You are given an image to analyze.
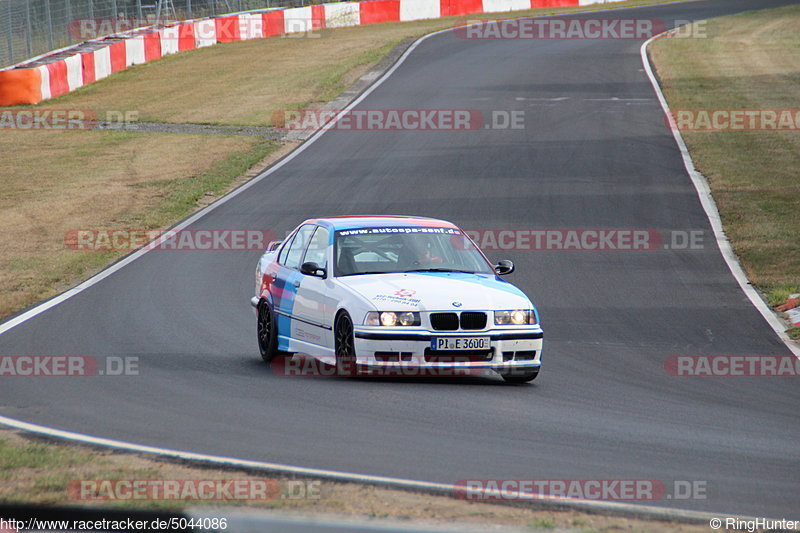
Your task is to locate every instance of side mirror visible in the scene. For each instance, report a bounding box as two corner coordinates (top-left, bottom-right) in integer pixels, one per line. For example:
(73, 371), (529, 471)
(267, 240), (283, 251)
(301, 261), (326, 278)
(494, 259), (514, 276)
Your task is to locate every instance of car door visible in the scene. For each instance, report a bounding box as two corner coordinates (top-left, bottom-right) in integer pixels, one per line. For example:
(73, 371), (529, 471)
(273, 224), (316, 339)
(291, 226), (335, 350)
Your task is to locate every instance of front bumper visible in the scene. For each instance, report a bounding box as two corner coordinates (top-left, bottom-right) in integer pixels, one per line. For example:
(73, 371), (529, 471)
(352, 327), (543, 371)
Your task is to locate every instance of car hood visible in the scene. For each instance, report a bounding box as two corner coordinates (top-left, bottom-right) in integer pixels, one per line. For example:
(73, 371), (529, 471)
(336, 272), (532, 312)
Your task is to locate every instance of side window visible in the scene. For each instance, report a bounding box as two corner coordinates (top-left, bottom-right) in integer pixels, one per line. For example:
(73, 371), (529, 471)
(303, 227), (329, 269)
(277, 231), (296, 266)
(283, 225), (316, 270)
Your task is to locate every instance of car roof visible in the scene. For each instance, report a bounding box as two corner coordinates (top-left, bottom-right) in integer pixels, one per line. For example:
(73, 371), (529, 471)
(304, 215), (460, 231)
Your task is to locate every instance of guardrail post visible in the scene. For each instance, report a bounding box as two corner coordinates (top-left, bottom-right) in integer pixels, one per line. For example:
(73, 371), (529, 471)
(24, 0), (32, 57)
(44, 0), (54, 50)
(65, 0), (73, 47)
(5, 0), (13, 65)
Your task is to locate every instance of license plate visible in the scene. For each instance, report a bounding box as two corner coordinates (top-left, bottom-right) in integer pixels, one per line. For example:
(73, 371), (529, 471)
(431, 336), (490, 351)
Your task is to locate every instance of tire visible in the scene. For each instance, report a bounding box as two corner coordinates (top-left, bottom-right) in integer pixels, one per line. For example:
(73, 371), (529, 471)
(334, 311), (357, 377)
(257, 300), (279, 363)
(500, 369), (539, 384)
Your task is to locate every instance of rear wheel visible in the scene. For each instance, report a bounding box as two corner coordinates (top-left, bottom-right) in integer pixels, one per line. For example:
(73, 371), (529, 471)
(334, 311), (357, 376)
(500, 369), (539, 384)
(257, 300), (278, 363)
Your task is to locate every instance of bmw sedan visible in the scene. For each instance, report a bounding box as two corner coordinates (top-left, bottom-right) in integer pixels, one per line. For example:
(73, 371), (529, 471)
(251, 215), (543, 383)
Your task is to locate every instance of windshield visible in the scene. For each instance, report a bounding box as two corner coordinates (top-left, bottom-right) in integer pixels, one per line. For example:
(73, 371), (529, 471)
(334, 226), (494, 276)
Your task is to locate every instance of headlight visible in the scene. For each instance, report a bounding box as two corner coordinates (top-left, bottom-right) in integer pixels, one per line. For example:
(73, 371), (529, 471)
(495, 309), (536, 325)
(365, 311), (421, 326)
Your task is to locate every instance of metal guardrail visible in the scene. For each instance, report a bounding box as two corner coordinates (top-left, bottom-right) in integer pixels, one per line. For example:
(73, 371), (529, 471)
(0, 0), (330, 69)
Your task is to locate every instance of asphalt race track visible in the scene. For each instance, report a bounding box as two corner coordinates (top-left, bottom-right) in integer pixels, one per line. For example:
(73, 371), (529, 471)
(2, 0), (799, 519)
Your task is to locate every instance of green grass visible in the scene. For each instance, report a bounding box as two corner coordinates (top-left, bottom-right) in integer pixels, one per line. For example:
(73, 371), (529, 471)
(0, 439), (89, 481)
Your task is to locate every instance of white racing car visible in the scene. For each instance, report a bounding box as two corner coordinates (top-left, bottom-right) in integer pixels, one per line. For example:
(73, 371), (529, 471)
(251, 216), (543, 382)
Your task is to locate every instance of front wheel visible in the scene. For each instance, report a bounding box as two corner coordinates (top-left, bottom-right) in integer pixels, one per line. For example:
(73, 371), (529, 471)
(334, 311), (357, 376)
(257, 300), (278, 363)
(500, 369), (539, 384)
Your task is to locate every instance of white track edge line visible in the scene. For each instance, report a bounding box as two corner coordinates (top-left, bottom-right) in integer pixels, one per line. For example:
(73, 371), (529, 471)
(640, 31), (800, 358)
(0, 413), (746, 522)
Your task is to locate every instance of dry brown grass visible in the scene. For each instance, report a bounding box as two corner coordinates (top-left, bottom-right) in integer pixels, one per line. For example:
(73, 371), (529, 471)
(0, 130), (264, 318)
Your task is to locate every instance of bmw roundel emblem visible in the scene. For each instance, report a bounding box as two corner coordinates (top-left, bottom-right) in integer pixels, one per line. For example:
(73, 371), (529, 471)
(452, 301), (462, 307)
